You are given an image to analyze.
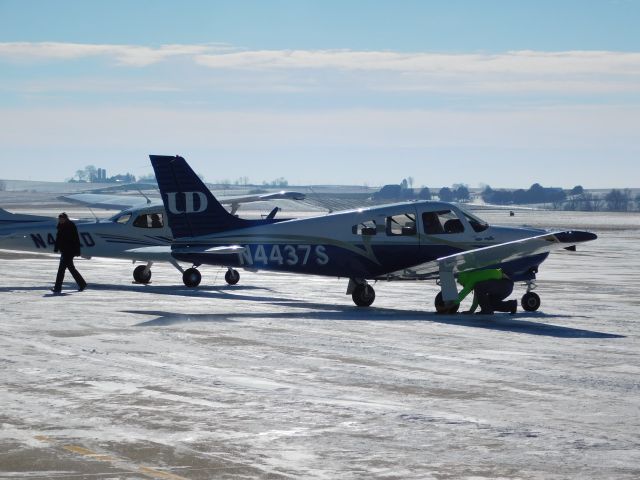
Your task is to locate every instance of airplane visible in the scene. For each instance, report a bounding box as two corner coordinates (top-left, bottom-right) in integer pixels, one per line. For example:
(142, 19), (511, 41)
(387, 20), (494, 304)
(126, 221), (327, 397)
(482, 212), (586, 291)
(0, 189), (305, 287)
(141, 154), (597, 313)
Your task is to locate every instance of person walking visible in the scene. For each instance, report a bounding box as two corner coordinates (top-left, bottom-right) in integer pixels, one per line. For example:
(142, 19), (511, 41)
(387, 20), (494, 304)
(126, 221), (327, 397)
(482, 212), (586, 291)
(51, 213), (87, 293)
(456, 268), (517, 315)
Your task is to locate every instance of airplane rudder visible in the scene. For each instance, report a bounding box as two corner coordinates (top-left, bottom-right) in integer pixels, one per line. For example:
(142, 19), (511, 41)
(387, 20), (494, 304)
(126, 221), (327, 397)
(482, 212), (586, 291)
(150, 154), (242, 237)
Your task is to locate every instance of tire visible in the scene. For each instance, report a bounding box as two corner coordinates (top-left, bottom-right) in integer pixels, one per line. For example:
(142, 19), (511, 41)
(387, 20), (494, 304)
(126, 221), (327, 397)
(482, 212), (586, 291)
(352, 284), (375, 307)
(521, 292), (541, 312)
(183, 268), (202, 288)
(435, 292), (459, 314)
(224, 269), (240, 285)
(133, 265), (151, 284)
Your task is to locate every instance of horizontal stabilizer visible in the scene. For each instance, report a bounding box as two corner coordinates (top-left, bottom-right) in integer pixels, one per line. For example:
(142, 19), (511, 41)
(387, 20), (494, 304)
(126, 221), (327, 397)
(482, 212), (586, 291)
(0, 208), (54, 226)
(126, 244), (245, 259)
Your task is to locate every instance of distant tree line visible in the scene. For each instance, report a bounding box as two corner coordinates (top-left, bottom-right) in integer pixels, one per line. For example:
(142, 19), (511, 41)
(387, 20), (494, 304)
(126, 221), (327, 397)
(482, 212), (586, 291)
(483, 184), (639, 212)
(373, 178), (470, 202)
(373, 179), (638, 212)
(482, 183), (566, 206)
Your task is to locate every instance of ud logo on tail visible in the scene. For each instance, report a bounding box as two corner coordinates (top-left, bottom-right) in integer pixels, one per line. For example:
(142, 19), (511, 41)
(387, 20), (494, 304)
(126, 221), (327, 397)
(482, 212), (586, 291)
(165, 192), (208, 214)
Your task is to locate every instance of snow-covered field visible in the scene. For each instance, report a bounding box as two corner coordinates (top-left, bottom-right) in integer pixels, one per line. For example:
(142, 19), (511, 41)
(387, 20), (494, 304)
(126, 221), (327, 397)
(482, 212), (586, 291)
(1, 208), (639, 479)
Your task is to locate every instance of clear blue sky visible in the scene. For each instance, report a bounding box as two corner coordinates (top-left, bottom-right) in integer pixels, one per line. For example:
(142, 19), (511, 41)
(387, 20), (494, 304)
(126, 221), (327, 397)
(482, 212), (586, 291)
(1, 0), (639, 187)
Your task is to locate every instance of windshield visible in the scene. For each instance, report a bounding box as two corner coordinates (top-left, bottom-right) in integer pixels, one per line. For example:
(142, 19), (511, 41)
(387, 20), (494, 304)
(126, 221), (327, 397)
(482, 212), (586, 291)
(110, 213), (132, 224)
(461, 209), (489, 233)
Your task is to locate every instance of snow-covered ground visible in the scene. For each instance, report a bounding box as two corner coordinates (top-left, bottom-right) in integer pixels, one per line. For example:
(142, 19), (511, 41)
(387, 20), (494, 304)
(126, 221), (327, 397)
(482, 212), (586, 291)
(1, 209), (639, 479)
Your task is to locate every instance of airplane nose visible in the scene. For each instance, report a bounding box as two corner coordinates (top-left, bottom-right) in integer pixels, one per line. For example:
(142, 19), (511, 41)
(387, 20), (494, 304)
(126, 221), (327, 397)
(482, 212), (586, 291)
(555, 230), (598, 243)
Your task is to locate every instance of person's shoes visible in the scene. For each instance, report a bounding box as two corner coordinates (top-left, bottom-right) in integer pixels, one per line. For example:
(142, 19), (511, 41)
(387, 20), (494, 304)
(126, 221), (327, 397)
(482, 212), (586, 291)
(477, 310), (494, 315)
(508, 300), (518, 314)
(78, 284), (87, 292)
(51, 288), (62, 294)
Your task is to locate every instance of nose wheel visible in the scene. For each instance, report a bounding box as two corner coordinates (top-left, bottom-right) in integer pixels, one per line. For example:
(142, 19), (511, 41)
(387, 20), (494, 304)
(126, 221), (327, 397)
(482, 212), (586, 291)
(352, 283), (376, 307)
(521, 292), (541, 311)
(133, 264), (152, 284)
(183, 267), (202, 287)
(224, 268), (240, 285)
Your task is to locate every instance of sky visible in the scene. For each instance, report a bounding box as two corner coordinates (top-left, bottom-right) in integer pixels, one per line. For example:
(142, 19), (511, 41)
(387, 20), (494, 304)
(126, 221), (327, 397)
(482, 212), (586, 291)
(0, 0), (639, 188)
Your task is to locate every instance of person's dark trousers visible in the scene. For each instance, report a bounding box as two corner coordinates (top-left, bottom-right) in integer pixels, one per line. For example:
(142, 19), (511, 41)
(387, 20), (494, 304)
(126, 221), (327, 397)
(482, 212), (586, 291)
(54, 254), (86, 291)
(475, 278), (514, 313)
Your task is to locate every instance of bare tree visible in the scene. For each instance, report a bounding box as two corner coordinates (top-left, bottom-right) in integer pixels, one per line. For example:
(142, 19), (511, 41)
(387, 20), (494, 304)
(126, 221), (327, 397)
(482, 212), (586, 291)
(605, 189), (632, 211)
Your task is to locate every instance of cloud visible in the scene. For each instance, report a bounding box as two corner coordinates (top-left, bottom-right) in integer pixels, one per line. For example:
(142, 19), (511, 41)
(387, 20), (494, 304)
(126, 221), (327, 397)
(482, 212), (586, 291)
(2, 42), (639, 74)
(195, 49), (640, 75)
(0, 42), (227, 66)
(193, 49), (640, 94)
(1, 43), (639, 95)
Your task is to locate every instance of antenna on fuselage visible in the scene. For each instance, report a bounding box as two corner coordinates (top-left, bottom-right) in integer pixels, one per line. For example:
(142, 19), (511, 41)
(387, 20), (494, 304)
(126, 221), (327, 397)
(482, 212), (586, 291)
(134, 187), (152, 205)
(87, 207), (99, 223)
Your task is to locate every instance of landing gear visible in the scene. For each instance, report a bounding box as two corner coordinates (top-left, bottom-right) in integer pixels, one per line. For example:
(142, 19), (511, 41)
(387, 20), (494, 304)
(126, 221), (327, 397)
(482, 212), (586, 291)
(133, 263), (152, 284)
(521, 292), (541, 311)
(352, 283), (376, 307)
(434, 292), (459, 314)
(183, 267), (202, 287)
(521, 280), (541, 311)
(224, 268), (240, 285)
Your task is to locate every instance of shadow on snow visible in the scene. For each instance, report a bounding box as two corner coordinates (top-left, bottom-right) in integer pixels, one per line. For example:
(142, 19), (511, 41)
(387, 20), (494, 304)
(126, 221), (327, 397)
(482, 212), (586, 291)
(2, 283), (622, 339)
(126, 301), (624, 339)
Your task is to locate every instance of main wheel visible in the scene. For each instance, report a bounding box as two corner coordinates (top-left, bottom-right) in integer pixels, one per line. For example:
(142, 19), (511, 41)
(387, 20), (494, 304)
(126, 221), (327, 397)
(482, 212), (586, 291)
(224, 268), (240, 285)
(352, 284), (375, 307)
(183, 268), (202, 288)
(133, 265), (151, 284)
(435, 292), (459, 314)
(521, 292), (541, 311)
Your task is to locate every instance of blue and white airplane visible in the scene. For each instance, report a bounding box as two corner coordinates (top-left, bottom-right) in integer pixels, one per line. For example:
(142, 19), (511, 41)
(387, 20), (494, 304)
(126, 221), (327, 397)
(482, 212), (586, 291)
(0, 189), (304, 286)
(141, 155), (597, 312)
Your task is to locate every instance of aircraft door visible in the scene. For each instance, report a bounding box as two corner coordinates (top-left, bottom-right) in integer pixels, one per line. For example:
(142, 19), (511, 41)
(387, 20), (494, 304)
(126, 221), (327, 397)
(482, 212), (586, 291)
(380, 207), (420, 271)
(419, 208), (474, 259)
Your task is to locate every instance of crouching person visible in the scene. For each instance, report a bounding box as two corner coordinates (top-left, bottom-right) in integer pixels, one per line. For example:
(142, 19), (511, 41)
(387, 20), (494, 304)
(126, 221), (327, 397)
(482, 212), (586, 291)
(456, 268), (517, 315)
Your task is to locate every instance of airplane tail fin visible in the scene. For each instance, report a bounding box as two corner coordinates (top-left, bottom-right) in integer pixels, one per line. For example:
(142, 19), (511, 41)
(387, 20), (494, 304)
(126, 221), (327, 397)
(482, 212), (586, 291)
(149, 155), (252, 238)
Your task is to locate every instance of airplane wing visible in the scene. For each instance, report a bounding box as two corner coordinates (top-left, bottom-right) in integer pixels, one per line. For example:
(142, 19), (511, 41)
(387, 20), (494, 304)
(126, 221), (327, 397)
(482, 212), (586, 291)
(61, 191), (306, 212)
(59, 193), (154, 210)
(220, 191), (306, 203)
(382, 230), (597, 281)
(221, 191), (306, 214)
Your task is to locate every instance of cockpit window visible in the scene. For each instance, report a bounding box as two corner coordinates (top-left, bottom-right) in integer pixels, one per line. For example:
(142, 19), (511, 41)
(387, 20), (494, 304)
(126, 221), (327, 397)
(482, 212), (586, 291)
(422, 210), (464, 234)
(352, 219), (377, 236)
(133, 213), (164, 228)
(114, 213), (131, 224)
(463, 212), (489, 233)
(386, 213), (417, 236)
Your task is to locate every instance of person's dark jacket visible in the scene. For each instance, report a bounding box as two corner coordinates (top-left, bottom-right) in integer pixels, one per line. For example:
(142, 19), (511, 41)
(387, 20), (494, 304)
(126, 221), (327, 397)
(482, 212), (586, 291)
(54, 221), (82, 257)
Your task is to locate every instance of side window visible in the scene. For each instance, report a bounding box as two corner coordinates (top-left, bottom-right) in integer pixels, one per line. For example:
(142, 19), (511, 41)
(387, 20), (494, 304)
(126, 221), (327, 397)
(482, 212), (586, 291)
(114, 213), (131, 224)
(133, 213), (164, 229)
(422, 210), (464, 234)
(352, 220), (377, 236)
(133, 215), (148, 228)
(149, 213), (164, 228)
(386, 213), (417, 236)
